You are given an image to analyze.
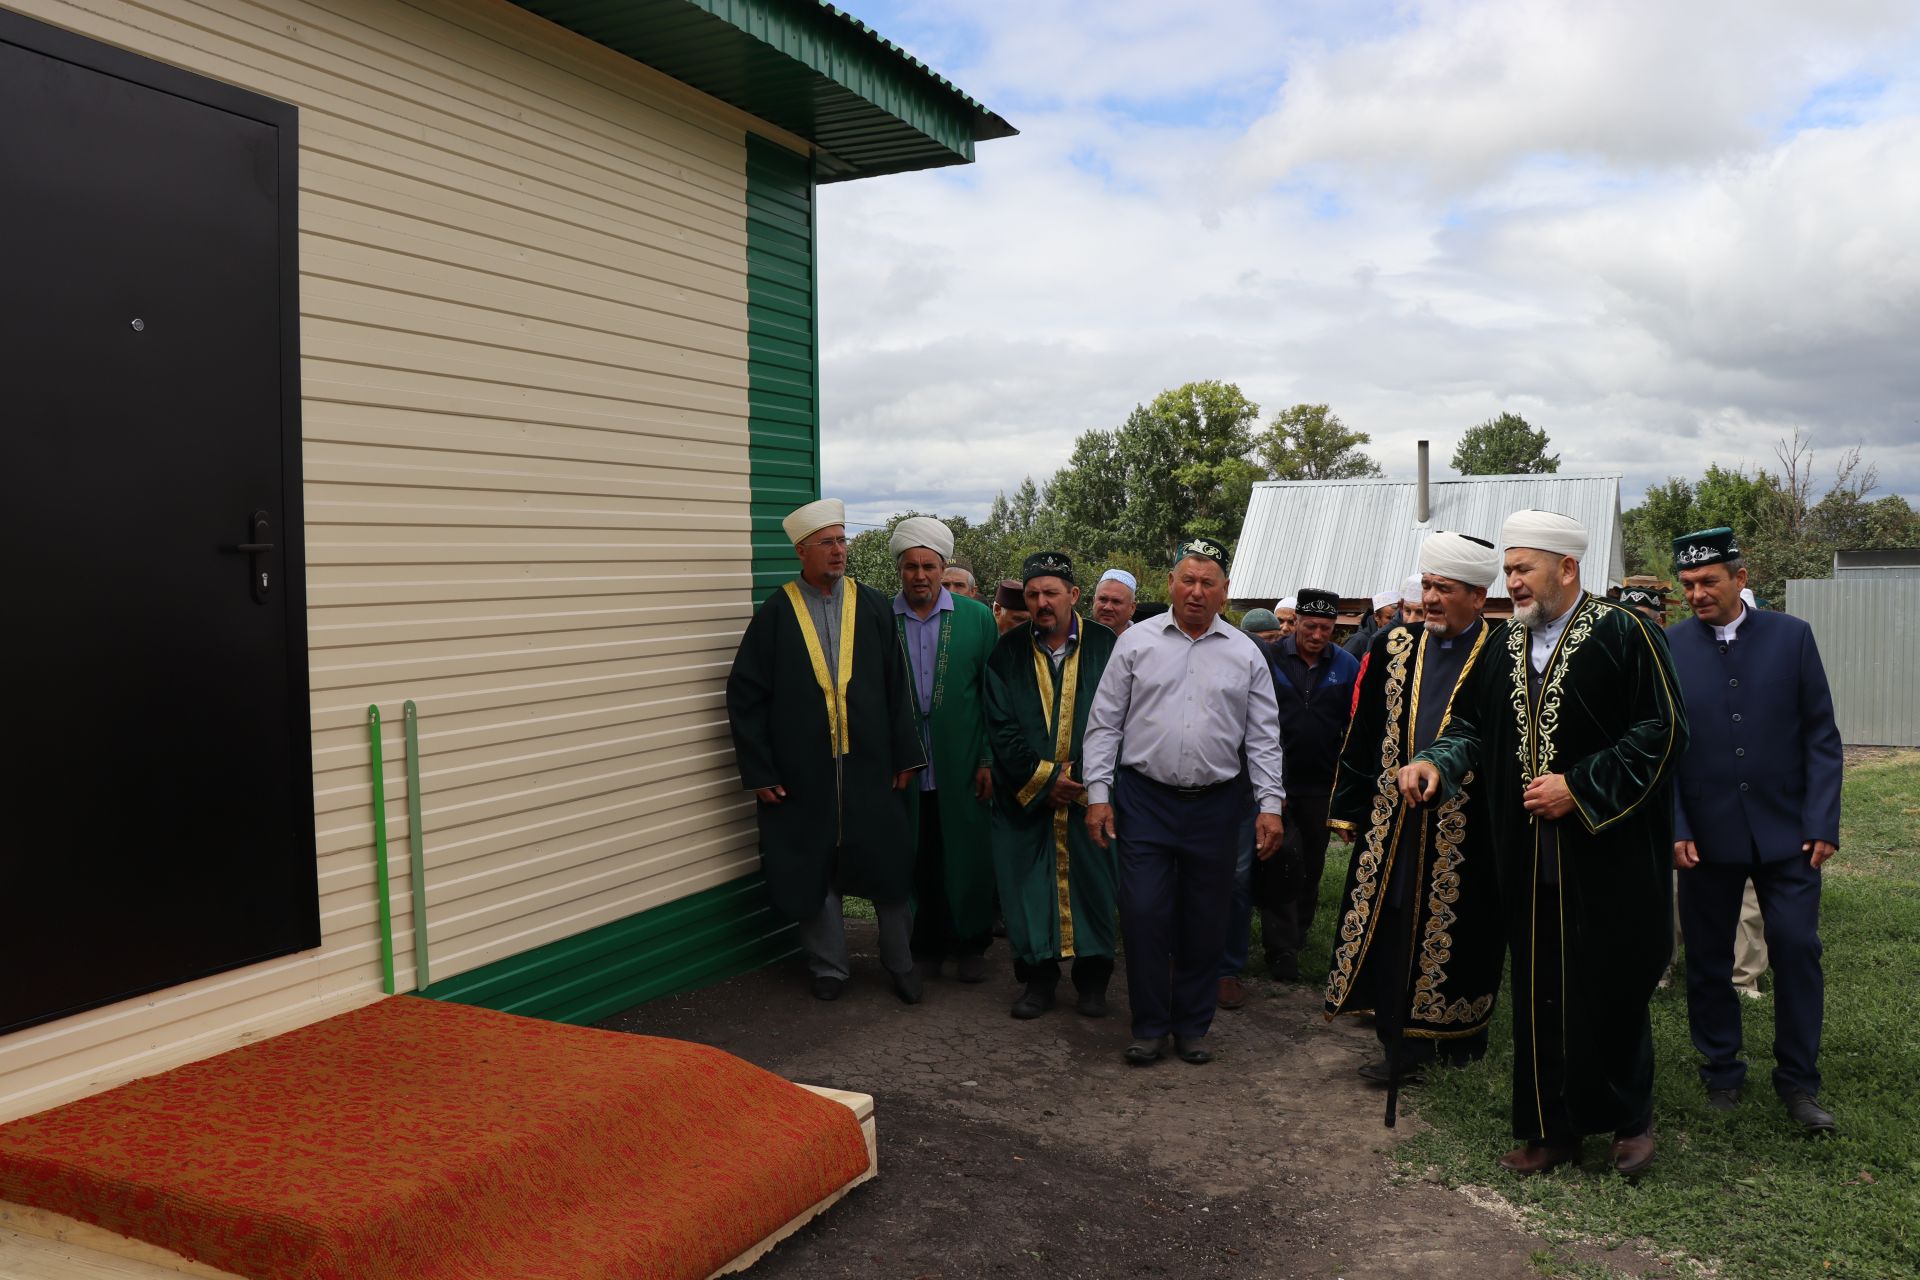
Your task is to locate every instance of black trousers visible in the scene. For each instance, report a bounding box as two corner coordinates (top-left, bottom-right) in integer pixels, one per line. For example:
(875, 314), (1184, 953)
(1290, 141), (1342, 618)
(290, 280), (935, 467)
(1368, 886), (1489, 1066)
(1115, 768), (1249, 1040)
(910, 792), (991, 962)
(1263, 786), (1332, 962)
(1679, 846), (1824, 1097)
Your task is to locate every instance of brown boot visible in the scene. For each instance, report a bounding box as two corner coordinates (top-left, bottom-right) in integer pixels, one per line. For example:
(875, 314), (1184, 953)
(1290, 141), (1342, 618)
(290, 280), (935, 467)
(1217, 975), (1245, 1010)
(1610, 1131), (1656, 1176)
(1497, 1140), (1580, 1176)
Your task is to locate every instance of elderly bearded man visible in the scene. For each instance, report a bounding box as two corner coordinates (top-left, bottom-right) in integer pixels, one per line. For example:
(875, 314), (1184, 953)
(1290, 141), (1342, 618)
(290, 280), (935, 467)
(1091, 568), (1138, 637)
(984, 553), (1121, 1020)
(1326, 536), (1506, 1089)
(1401, 510), (1686, 1176)
(892, 518), (1002, 985)
(726, 499), (926, 1004)
(1275, 597), (1298, 638)
(1668, 527), (1842, 1134)
(1085, 537), (1286, 1066)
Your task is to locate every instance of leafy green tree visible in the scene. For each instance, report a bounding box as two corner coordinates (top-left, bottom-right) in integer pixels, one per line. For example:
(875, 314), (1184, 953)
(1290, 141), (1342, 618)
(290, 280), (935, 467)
(1047, 430), (1128, 558)
(1110, 380), (1263, 557)
(1621, 477), (1695, 577)
(1254, 404), (1383, 480)
(1450, 412), (1560, 475)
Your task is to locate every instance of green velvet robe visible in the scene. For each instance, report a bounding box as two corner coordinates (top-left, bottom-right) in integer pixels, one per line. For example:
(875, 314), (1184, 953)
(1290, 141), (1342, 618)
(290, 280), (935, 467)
(1415, 593), (1687, 1140)
(1325, 619), (1506, 1041)
(726, 577), (925, 923)
(983, 617), (1119, 965)
(897, 593), (1000, 939)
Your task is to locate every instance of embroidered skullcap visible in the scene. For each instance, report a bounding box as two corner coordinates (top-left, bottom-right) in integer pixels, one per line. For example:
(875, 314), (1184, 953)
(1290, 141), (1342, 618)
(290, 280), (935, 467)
(1672, 526), (1741, 571)
(1173, 535), (1230, 575)
(1620, 585), (1666, 611)
(1277, 596), (1298, 612)
(1296, 588), (1339, 618)
(994, 579), (1026, 612)
(888, 515), (954, 562)
(1098, 568), (1138, 592)
(1240, 608), (1281, 633)
(1022, 551), (1075, 584)
(1418, 530), (1500, 589)
(782, 498), (846, 545)
(1501, 509), (1588, 561)
(1370, 589), (1399, 612)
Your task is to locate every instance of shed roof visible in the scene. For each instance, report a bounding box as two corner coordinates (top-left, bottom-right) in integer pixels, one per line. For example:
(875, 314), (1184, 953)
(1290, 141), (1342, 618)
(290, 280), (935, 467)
(1233, 473), (1626, 602)
(509, 0), (1015, 179)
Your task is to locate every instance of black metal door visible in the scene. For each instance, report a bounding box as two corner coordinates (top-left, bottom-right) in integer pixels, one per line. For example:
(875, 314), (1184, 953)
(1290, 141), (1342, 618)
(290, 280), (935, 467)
(0, 11), (316, 1035)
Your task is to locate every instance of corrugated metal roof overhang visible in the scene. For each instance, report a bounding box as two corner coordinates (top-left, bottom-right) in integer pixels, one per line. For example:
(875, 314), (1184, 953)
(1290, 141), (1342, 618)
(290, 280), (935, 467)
(507, 0), (1016, 180)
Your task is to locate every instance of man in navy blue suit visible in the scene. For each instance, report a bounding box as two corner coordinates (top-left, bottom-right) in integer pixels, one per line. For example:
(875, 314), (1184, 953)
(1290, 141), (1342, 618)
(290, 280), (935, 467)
(1669, 527), (1843, 1134)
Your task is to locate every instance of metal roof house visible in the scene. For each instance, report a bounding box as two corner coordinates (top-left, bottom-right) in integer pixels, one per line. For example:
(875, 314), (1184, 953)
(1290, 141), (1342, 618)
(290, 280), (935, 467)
(1, 0), (1008, 1125)
(1232, 451), (1625, 609)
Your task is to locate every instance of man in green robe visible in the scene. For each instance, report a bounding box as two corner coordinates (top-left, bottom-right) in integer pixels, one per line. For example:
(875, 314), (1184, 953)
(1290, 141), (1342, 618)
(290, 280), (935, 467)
(984, 552), (1120, 1020)
(1401, 510), (1687, 1178)
(726, 498), (926, 1004)
(1325, 537), (1507, 1097)
(887, 517), (1000, 983)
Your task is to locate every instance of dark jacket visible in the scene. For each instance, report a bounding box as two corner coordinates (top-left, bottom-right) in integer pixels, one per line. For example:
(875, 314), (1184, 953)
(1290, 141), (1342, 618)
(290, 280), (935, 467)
(1263, 635), (1361, 789)
(1668, 608), (1843, 861)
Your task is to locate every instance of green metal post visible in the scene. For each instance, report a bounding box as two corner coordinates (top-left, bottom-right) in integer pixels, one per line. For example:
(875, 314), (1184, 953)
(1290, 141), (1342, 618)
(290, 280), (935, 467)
(403, 700), (429, 990)
(367, 704), (395, 995)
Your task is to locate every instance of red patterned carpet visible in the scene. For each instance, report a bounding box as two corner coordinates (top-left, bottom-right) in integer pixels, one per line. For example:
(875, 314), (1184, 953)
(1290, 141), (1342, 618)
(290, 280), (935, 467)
(0, 996), (870, 1279)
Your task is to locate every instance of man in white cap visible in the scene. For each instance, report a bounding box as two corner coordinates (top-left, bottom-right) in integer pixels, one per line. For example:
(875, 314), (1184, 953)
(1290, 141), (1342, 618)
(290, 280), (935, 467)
(1325, 534), (1507, 1106)
(1398, 573), (1426, 628)
(726, 498), (927, 1004)
(1274, 597), (1298, 638)
(1090, 568), (1138, 636)
(1344, 588), (1403, 657)
(889, 516), (1001, 984)
(1400, 510), (1686, 1177)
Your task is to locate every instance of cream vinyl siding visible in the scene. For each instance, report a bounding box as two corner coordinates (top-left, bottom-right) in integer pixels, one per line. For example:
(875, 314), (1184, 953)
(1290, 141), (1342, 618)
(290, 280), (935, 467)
(0, 0), (778, 1122)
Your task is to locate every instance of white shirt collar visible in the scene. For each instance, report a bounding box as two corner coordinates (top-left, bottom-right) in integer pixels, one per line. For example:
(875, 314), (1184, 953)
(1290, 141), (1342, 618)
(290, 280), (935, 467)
(1713, 604), (1748, 644)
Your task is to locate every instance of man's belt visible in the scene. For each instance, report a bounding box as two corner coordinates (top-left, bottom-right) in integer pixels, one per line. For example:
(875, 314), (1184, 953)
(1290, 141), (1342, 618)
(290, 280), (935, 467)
(1124, 766), (1239, 798)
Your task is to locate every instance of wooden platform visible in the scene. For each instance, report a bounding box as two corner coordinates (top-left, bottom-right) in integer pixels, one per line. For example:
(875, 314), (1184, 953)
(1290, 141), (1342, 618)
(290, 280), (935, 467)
(0, 1085), (874, 1280)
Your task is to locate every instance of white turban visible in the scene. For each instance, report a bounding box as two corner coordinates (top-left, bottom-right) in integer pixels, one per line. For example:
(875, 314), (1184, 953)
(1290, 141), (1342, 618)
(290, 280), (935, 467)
(1400, 573), (1423, 605)
(782, 498), (846, 545)
(888, 515), (954, 562)
(1740, 587), (1756, 608)
(1501, 509), (1588, 561)
(1277, 596), (1297, 611)
(1371, 589), (1399, 612)
(1419, 531), (1501, 589)
(1098, 568), (1137, 591)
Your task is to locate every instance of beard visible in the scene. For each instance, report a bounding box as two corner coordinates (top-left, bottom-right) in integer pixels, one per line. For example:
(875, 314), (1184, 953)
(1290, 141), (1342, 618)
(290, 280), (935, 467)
(1514, 581), (1568, 630)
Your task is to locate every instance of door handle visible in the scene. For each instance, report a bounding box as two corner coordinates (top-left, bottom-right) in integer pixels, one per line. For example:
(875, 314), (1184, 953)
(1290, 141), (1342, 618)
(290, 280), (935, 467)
(229, 511), (273, 603)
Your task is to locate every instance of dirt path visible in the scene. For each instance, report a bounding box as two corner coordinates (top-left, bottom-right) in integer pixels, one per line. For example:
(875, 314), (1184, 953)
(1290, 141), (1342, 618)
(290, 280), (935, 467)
(602, 923), (1659, 1279)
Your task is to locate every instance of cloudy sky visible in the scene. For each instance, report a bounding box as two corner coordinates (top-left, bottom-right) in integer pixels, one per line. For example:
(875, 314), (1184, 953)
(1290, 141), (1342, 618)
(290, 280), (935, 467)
(813, 0), (1920, 531)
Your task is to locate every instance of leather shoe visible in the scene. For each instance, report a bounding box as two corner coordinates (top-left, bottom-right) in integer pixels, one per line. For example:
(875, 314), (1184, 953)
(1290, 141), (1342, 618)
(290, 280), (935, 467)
(810, 976), (845, 1002)
(1706, 1086), (1742, 1112)
(1357, 1058), (1427, 1086)
(1781, 1090), (1837, 1135)
(1267, 952), (1300, 982)
(890, 968), (924, 1005)
(1074, 986), (1109, 1018)
(1498, 1141), (1580, 1176)
(1010, 982), (1056, 1020)
(955, 954), (988, 983)
(1124, 1036), (1169, 1066)
(1610, 1131), (1656, 1177)
(1216, 975), (1245, 1010)
(1174, 1035), (1213, 1065)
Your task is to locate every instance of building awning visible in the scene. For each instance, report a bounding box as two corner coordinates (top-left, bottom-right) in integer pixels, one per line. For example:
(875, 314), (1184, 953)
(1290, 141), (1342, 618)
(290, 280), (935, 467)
(509, 0), (1016, 180)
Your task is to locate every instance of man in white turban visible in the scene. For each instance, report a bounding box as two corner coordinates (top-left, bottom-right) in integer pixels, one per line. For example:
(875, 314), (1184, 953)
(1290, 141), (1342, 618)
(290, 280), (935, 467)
(1090, 568), (1138, 636)
(1400, 511), (1687, 1177)
(1325, 532), (1506, 1108)
(888, 516), (1001, 984)
(1274, 596), (1298, 638)
(727, 499), (926, 1005)
(1343, 588), (1405, 657)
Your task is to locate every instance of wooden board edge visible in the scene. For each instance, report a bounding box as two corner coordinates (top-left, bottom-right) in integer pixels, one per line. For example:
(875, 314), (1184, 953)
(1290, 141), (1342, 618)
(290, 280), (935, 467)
(710, 1088), (878, 1278)
(0, 1204), (243, 1279)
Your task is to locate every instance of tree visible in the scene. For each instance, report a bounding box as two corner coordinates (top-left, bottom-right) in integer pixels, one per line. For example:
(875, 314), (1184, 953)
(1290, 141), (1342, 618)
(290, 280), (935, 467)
(1254, 404), (1383, 480)
(1450, 413), (1560, 475)
(1107, 380), (1263, 558)
(1620, 476), (1694, 577)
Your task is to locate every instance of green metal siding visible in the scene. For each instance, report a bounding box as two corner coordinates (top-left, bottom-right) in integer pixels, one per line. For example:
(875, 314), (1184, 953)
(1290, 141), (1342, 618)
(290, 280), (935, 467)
(507, 0), (1013, 179)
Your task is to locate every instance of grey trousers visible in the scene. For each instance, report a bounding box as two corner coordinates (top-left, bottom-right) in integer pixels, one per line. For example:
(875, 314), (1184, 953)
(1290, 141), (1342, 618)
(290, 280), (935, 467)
(799, 891), (913, 979)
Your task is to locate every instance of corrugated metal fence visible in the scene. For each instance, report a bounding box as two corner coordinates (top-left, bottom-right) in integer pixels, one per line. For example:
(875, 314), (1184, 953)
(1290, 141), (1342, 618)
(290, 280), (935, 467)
(1786, 578), (1920, 746)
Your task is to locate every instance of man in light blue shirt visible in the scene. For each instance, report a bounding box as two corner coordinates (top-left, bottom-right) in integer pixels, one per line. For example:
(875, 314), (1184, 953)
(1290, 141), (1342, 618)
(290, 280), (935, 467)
(1084, 536), (1286, 1066)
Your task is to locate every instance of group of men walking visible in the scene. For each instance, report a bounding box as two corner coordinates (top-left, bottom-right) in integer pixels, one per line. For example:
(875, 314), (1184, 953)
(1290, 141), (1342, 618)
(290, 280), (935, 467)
(726, 496), (1843, 1176)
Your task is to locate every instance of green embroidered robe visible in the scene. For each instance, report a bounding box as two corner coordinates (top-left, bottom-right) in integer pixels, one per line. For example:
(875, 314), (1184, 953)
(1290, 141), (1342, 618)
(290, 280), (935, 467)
(726, 577), (925, 922)
(1324, 619), (1506, 1041)
(983, 617), (1119, 965)
(1415, 593), (1687, 1139)
(898, 592), (1000, 939)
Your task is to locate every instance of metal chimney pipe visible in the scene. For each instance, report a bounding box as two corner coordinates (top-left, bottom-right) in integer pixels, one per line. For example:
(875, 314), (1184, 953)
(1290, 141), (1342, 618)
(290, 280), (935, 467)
(1417, 440), (1430, 523)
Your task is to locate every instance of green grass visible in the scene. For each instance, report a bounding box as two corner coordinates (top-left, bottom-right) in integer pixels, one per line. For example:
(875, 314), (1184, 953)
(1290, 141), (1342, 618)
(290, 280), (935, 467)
(1381, 751), (1920, 1279)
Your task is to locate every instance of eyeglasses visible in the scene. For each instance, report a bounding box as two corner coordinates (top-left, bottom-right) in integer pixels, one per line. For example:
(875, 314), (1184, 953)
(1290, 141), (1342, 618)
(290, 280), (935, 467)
(805, 536), (850, 549)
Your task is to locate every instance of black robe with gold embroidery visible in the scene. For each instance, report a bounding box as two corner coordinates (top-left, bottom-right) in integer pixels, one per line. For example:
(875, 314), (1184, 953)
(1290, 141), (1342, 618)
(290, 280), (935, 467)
(1416, 593), (1687, 1141)
(726, 578), (924, 922)
(1325, 620), (1507, 1043)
